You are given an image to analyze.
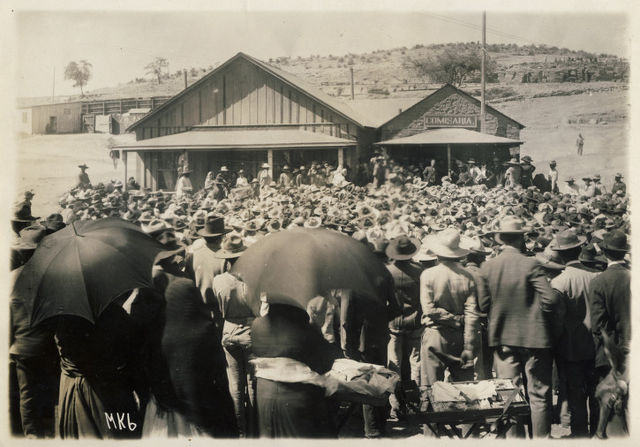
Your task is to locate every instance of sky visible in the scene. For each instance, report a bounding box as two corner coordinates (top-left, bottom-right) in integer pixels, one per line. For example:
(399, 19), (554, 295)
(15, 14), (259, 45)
(8, 2), (633, 98)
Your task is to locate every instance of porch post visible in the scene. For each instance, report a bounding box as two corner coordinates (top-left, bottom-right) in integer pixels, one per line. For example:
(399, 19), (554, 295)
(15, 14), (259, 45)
(267, 149), (274, 179)
(123, 151), (128, 190)
(447, 144), (452, 177)
(338, 147), (344, 168)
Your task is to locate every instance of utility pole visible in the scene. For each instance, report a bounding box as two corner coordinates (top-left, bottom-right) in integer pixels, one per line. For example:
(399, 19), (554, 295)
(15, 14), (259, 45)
(350, 67), (355, 100)
(480, 10), (486, 133)
(51, 67), (55, 103)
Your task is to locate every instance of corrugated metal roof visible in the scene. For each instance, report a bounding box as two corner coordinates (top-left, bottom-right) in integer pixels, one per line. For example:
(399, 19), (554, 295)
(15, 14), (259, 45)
(376, 128), (523, 145)
(348, 96), (428, 128)
(116, 128), (357, 151)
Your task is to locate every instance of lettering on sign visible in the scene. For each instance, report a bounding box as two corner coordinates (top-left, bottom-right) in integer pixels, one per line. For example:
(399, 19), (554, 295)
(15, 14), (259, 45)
(423, 115), (478, 128)
(104, 412), (137, 431)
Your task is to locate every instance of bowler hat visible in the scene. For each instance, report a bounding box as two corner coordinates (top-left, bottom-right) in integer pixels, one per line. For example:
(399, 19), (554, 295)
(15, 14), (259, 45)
(386, 236), (421, 261)
(425, 228), (469, 259)
(215, 235), (247, 259)
(599, 230), (629, 252)
(197, 214), (232, 237)
(579, 244), (607, 264)
(549, 229), (587, 251)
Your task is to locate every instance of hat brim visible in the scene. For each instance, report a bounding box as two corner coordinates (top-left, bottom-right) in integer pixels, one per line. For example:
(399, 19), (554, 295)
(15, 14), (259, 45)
(215, 248), (246, 259)
(549, 235), (587, 251)
(599, 242), (630, 253)
(197, 227), (232, 238)
(385, 237), (421, 261)
(424, 235), (469, 259)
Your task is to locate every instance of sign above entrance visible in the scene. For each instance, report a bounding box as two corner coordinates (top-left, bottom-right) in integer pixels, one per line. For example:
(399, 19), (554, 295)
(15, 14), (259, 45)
(424, 115), (478, 128)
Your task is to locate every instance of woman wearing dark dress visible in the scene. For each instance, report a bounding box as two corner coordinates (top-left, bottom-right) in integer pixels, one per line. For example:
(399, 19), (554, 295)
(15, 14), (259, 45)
(55, 304), (144, 439)
(142, 277), (239, 438)
(251, 303), (338, 438)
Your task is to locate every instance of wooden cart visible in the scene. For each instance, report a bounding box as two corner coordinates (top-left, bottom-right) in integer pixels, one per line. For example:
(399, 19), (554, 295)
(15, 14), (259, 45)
(409, 379), (531, 438)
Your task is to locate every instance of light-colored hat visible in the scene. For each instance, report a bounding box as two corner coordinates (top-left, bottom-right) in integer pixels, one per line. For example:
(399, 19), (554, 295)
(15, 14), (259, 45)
(535, 246), (565, 270)
(215, 234), (247, 259)
(303, 216), (322, 229)
(459, 235), (491, 255)
(220, 166), (229, 172)
(425, 228), (469, 259)
(494, 216), (530, 234)
(141, 219), (173, 236)
(261, 163), (270, 169)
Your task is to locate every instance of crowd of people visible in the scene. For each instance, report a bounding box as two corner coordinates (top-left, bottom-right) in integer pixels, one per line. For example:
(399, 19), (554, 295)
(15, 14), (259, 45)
(9, 153), (630, 439)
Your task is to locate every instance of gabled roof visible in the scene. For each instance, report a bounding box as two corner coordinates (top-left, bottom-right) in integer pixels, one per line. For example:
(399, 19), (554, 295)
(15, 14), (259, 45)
(116, 128), (356, 152)
(127, 52), (369, 132)
(378, 83), (525, 130)
(376, 128), (523, 146)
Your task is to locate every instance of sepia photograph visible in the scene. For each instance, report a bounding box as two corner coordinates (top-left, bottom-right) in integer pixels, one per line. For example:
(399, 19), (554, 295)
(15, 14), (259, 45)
(2, 0), (635, 442)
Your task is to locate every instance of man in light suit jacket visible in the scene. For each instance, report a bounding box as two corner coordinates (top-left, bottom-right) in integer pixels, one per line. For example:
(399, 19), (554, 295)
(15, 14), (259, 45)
(477, 216), (561, 438)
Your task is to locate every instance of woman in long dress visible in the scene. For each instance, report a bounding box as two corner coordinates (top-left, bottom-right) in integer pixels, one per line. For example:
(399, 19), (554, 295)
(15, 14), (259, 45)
(142, 277), (239, 438)
(251, 303), (338, 438)
(55, 303), (144, 439)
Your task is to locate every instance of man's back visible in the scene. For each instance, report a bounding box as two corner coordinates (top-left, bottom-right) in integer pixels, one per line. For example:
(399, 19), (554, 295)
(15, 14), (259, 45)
(590, 263), (630, 368)
(551, 263), (599, 361)
(478, 247), (555, 349)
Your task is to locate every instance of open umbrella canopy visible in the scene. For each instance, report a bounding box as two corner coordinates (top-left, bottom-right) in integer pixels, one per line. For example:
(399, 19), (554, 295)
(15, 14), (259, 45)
(231, 227), (392, 315)
(13, 218), (168, 327)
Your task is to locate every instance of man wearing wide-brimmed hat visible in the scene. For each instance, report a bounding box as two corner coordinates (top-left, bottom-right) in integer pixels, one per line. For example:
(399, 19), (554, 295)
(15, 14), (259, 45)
(611, 173), (625, 196)
(385, 236), (423, 420)
(588, 230), (630, 390)
(504, 158), (522, 189)
(184, 213), (232, 328)
(580, 176), (596, 198)
(476, 216), (558, 438)
(12, 191), (39, 236)
(209, 234), (255, 436)
(77, 164), (91, 189)
(548, 229), (599, 437)
(419, 228), (478, 387)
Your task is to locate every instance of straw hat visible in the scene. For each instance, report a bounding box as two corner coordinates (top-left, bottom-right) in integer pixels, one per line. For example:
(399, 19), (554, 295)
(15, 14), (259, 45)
(424, 228), (469, 259)
(215, 235), (247, 259)
(459, 235), (491, 255)
(303, 216), (322, 229)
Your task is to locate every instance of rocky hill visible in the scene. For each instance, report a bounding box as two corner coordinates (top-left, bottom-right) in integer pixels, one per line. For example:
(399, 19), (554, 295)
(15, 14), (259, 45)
(26, 42), (629, 104)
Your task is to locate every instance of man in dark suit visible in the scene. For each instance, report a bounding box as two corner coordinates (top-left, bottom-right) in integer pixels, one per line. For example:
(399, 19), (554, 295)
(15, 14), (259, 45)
(549, 229), (600, 437)
(477, 216), (561, 438)
(589, 230), (630, 380)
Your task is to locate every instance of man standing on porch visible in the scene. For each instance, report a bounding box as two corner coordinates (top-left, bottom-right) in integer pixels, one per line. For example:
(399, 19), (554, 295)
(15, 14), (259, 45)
(258, 163), (272, 190)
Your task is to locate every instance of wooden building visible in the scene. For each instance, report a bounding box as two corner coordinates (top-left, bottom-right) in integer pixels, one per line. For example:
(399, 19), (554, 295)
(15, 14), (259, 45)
(117, 52), (373, 191)
(17, 102), (84, 134)
(377, 84), (525, 171)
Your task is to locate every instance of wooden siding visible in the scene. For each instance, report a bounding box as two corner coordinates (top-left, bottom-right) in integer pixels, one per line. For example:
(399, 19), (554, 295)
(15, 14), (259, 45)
(135, 58), (358, 142)
(30, 102), (83, 134)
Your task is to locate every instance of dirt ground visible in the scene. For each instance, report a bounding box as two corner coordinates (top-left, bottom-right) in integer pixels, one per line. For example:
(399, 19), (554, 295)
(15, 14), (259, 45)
(12, 89), (629, 217)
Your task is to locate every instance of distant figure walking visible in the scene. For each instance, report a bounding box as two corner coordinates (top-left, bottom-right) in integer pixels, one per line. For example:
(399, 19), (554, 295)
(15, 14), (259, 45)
(576, 133), (584, 156)
(109, 149), (119, 169)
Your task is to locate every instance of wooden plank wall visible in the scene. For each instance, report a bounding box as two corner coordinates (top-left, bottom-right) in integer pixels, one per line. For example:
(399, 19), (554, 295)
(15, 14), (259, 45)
(137, 58), (359, 141)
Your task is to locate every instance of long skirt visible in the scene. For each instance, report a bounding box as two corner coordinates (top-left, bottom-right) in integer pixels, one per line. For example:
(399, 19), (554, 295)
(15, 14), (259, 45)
(142, 395), (205, 438)
(256, 378), (336, 438)
(57, 372), (140, 439)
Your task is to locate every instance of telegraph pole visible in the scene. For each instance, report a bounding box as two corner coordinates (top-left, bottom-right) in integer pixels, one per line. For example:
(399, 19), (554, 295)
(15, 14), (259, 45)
(480, 11), (486, 133)
(51, 67), (56, 103)
(350, 67), (355, 100)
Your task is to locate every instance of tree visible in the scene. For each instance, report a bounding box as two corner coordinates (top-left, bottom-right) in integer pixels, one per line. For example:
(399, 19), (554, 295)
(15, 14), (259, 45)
(64, 60), (92, 96)
(412, 47), (497, 86)
(145, 57), (169, 84)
